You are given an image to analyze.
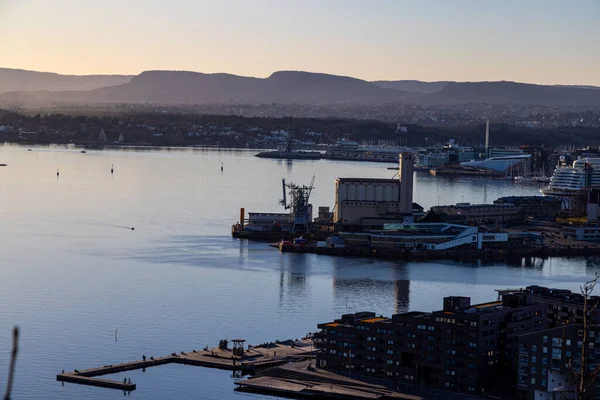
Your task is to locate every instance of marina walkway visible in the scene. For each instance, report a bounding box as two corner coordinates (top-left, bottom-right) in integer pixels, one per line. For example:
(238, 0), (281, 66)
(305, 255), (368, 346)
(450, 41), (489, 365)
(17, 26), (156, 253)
(57, 339), (316, 391)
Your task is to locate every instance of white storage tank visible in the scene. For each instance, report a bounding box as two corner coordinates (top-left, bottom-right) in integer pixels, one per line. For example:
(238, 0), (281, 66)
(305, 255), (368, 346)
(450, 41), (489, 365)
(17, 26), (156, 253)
(392, 184), (400, 201)
(384, 185), (393, 201)
(337, 183), (347, 202)
(348, 184), (356, 200)
(366, 185), (375, 201)
(375, 185), (384, 201)
(357, 184), (366, 200)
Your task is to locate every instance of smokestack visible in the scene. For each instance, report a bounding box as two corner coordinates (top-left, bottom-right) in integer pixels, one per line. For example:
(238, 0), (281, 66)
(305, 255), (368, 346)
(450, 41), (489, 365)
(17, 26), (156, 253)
(399, 153), (414, 215)
(485, 119), (490, 158)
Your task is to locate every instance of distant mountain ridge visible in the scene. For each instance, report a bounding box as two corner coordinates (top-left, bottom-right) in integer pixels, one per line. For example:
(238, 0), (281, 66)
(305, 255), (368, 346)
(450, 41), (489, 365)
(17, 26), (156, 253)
(428, 81), (600, 105)
(371, 80), (450, 94)
(1, 68), (600, 106)
(0, 68), (132, 93)
(1, 70), (412, 105)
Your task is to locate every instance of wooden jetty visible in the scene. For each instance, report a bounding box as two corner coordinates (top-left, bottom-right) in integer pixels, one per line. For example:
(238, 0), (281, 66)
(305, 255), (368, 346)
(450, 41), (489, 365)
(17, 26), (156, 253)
(57, 339), (316, 391)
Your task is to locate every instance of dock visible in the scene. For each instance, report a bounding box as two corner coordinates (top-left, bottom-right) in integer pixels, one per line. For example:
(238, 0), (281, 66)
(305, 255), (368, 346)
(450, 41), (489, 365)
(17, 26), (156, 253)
(236, 360), (423, 400)
(276, 241), (600, 263)
(57, 339), (316, 391)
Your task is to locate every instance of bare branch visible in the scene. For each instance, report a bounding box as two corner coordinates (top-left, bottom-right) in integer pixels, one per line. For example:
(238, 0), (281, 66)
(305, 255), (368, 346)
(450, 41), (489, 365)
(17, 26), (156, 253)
(4, 326), (19, 400)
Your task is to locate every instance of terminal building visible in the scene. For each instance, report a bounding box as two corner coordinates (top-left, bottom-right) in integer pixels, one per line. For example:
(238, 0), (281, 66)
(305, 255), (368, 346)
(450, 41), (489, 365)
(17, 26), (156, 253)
(338, 223), (508, 250)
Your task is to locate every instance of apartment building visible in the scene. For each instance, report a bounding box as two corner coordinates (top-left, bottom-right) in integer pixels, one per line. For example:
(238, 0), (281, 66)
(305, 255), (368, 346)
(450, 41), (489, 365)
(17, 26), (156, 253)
(315, 293), (546, 396)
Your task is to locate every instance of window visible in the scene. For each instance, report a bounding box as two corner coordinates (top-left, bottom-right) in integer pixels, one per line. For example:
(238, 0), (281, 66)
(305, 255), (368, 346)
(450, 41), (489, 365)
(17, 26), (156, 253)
(543, 347), (548, 354)
(552, 338), (562, 347)
(552, 348), (561, 360)
(566, 339), (571, 346)
(543, 336), (548, 343)
(531, 367), (536, 374)
(532, 345), (537, 352)
(541, 379), (547, 387)
(531, 378), (536, 385)
(532, 356), (537, 363)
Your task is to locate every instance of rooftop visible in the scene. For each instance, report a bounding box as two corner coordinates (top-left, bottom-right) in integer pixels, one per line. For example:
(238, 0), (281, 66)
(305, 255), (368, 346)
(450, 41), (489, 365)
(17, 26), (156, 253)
(336, 178), (399, 184)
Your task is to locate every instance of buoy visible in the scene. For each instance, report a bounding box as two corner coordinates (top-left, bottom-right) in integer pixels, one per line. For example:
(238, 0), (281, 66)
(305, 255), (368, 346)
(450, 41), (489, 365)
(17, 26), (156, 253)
(131, 227), (135, 231)
(111, 164), (114, 174)
(56, 169), (59, 177)
(221, 162), (223, 172)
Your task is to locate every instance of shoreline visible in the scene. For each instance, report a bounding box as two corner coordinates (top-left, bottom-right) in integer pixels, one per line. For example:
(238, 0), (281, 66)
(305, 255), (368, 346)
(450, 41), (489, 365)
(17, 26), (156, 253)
(276, 242), (600, 262)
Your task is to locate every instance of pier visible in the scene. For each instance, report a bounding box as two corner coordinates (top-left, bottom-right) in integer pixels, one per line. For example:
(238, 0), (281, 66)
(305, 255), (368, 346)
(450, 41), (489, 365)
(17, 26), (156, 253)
(57, 338), (316, 391)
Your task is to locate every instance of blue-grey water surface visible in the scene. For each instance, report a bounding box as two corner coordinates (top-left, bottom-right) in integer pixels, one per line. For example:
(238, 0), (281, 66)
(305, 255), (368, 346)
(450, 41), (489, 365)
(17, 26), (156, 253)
(0, 144), (597, 399)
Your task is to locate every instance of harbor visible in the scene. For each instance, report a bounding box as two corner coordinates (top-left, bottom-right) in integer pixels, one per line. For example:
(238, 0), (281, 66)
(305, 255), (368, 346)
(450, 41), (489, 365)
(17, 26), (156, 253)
(234, 146), (600, 264)
(5, 145), (600, 400)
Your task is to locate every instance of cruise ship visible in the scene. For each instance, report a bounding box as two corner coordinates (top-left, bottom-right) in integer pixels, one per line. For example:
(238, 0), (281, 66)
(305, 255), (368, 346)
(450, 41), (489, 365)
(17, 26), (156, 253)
(541, 157), (600, 196)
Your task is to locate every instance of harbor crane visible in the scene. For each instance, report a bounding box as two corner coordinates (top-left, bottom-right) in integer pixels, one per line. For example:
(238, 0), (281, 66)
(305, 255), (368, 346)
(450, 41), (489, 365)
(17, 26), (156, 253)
(279, 175), (315, 232)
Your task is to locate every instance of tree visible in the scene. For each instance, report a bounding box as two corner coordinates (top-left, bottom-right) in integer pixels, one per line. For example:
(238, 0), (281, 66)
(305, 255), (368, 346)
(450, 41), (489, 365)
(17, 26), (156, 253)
(562, 273), (600, 400)
(4, 326), (19, 400)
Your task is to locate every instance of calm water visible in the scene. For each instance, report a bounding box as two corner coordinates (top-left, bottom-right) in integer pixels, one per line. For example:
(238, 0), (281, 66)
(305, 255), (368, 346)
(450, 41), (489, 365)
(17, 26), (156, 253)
(0, 144), (598, 399)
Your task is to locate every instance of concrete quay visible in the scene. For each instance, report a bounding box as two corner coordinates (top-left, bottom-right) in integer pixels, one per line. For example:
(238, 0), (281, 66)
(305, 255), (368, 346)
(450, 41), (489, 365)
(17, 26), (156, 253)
(277, 241), (600, 262)
(57, 338), (316, 391)
(236, 360), (423, 400)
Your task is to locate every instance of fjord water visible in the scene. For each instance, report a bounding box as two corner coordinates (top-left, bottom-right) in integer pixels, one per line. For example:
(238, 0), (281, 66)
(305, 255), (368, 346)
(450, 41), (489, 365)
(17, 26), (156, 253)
(0, 144), (597, 400)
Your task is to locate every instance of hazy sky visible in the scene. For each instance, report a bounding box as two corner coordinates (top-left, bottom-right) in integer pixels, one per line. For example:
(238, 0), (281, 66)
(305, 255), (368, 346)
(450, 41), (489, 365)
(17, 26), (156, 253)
(1, 0), (599, 84)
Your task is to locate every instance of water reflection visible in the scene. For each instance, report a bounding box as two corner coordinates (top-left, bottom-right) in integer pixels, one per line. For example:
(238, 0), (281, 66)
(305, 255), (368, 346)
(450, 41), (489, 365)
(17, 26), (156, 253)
(328, 257), (411, 315)
(277, 254), (308, 308)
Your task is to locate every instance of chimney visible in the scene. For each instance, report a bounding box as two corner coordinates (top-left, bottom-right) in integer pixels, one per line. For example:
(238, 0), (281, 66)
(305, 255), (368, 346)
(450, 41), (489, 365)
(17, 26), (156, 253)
(485, 120), (490, 158)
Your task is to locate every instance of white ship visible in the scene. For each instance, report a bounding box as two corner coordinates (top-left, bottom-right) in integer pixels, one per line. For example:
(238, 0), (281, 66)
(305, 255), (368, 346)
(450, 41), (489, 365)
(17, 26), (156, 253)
(541, 157), (600, 196)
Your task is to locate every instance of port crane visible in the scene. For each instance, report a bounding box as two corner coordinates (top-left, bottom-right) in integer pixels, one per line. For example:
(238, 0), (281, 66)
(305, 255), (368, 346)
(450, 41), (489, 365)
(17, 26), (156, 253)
(279, 175), (315, 232)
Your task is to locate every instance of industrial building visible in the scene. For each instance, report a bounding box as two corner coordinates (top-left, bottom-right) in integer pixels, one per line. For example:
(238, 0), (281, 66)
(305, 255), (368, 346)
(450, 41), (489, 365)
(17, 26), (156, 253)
(333, 153), (414, 225)
(431, 203), (523, 225)
(337, 222), (508, 250)
(315, 292), (546, 397)
(493, 196), (561, 221)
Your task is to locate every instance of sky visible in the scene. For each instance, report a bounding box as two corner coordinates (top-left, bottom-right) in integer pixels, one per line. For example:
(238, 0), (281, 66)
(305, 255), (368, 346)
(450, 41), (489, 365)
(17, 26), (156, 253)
(0, 0), (599, 85)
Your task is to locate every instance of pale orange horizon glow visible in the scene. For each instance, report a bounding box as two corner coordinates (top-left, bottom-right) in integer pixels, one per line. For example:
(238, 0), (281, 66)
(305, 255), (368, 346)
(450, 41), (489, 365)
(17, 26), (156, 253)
(0, 0), (599, 85)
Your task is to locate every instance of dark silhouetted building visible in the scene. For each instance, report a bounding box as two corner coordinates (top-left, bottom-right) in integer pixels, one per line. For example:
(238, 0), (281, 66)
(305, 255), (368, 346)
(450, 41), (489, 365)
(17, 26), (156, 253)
(315, 293), (545, 397)
(517, 323), (600, 400)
